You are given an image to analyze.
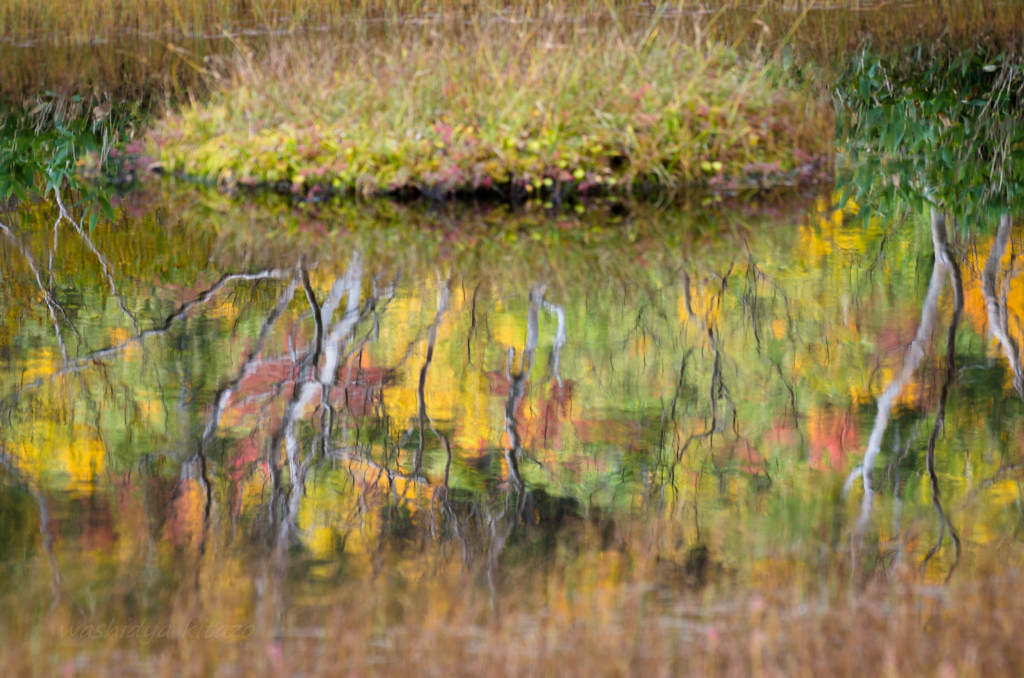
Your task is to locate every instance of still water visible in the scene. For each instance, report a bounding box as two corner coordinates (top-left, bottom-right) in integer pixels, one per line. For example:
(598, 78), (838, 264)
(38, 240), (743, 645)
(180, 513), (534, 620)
(1, 187), (1023, 674)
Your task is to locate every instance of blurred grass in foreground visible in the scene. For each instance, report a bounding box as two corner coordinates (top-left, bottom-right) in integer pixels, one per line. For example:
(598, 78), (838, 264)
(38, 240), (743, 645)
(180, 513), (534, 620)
(2, 522), (1021, 677)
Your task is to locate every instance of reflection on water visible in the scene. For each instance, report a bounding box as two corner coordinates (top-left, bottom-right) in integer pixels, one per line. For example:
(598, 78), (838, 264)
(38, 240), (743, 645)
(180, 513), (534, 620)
(2, 189), (1024, 673)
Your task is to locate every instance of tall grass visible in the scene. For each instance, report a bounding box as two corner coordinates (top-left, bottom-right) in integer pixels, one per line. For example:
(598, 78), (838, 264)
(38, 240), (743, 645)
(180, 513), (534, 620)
(2, 0), (1023, 102)
(3, 0), (1023, 49)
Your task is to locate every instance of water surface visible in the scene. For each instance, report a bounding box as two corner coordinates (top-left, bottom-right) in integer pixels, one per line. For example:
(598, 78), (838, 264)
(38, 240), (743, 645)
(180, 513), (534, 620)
(2, 187), (1023, 673)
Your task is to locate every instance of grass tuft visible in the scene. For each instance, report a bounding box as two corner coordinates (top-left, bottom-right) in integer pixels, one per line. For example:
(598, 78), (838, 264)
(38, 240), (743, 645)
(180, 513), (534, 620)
(149, 24), (832, 199)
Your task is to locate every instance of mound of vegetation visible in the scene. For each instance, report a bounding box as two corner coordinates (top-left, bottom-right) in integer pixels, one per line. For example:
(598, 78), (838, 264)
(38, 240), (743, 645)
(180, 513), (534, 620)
(148, 23), (832, 201)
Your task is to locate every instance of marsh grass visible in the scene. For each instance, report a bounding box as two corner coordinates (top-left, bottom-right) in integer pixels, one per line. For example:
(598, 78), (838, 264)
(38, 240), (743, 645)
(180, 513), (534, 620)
(4, 0), (1023, 52)
(148, 19), (833, 199)
(3, 0), (1023, 101)
(5, 1), (1024, 201)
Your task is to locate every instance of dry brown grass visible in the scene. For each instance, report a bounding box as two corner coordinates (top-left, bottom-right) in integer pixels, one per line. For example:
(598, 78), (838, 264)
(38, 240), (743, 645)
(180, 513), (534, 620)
(3, 0), (1023, 103)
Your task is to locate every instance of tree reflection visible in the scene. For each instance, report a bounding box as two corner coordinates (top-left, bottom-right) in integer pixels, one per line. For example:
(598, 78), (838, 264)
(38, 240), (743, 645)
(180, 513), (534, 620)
(982, 215), (1022, 397)
(846, 208), (966, 581)
(2, 190), (1024, 641)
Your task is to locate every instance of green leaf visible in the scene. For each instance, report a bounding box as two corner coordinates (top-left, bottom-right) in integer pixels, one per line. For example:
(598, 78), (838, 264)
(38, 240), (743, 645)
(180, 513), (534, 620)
(99, 194), (115, 221)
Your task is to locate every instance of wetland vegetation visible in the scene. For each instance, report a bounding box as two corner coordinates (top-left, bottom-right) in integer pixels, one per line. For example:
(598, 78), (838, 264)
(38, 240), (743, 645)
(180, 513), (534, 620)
(3, 1), (1024, 677)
